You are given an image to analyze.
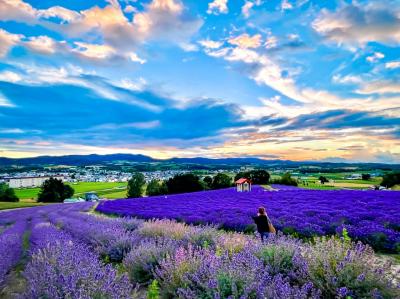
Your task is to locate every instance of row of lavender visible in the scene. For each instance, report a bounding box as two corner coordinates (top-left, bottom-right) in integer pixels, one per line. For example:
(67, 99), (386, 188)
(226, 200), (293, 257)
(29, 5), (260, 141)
(1, 203), (399, 298)
(96, 186), (400, 252)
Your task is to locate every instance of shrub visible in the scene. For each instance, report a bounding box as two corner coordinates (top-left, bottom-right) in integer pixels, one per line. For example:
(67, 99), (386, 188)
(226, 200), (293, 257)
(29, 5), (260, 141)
(303, 236), (400, 298)
(24, 231), (132, 299)
(37, 178), (74, 203)
(138, 219), (191, 240)
(127, 173), (146, 198)
(155, 245), (209, 298)
(123, 238), (178, 284)
(0, 183), (19, 202)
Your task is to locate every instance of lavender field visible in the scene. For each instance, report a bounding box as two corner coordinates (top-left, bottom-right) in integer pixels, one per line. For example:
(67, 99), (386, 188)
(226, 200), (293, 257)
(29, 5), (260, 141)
(97, 186), (400, 252)
(0, 202), (399, 298)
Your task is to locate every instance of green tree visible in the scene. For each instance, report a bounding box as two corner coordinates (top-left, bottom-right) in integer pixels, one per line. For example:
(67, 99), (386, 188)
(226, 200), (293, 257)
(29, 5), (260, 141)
(37, 178), (74, 203)
(234, 170), (270, 184)
(319, 176), (329, 184)
(0, 183), (19, 202)
(211, 173), (232, 189)
(127, 173), (146, 198)
(381, 172), (400, 188)
(203, 176), (213, 189)
(274, 172), (298, 186)
(362, 173), (371, 180)
(146, 179), (168, 196)
(166, 173), (203, 194)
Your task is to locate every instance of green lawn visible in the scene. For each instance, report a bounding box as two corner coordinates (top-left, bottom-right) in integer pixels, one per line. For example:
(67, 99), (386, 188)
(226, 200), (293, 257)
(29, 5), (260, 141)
(14, 181), (128, 200)
(0, 201), (46, 211)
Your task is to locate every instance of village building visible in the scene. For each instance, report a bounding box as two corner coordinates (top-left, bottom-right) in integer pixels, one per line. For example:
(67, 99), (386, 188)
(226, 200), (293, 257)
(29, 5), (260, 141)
(4, 175), (64, 188)
(235, 178), (252, 192)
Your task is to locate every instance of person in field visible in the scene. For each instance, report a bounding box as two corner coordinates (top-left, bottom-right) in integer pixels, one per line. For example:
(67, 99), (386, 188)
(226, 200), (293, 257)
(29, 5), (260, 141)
(252, 206), (275, 242)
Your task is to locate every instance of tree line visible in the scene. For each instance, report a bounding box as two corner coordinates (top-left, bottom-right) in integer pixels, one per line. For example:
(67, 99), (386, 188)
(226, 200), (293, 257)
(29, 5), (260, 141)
(127, 170), (271, 198)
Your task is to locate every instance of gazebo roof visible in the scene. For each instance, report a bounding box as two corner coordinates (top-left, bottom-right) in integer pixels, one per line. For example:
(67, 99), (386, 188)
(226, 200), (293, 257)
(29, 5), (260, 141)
(235, 178), (251, 184)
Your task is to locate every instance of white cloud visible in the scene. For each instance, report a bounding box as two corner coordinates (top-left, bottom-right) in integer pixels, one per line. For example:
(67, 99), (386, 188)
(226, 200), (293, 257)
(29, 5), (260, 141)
(203, 46), (399, 117)
(228, 33), (262, 48)
(0, 28), (22, 57)
(128, 52), (146, 64)
(264, 35), (278, 49)
(207, 0), (228, 15)
(241, 0), (262, 18)
(357, 81), (400, 95)
(242, 1), (254, 18)
(73, 42), (116, 60)
(24, 35), (57, 54)
(281, 0), (293, 11)
(198, 39), (223, 49)
(0, 92), (14, 107)
(313, 3), (400, 47)
(0, 0), (203, 60)
(0, 71), (22, 83)
(38, 6), (80, 23)
(385, 61), (400, 69)
(366, 52), (384, 63)
(332, 74), (362, 85)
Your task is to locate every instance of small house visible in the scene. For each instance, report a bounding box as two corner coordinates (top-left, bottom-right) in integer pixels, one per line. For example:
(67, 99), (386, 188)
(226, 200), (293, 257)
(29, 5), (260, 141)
(235, 178), (252, 192)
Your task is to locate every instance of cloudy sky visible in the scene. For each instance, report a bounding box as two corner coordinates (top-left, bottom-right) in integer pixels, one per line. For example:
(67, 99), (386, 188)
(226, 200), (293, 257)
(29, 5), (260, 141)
(0, 0), (399, 162)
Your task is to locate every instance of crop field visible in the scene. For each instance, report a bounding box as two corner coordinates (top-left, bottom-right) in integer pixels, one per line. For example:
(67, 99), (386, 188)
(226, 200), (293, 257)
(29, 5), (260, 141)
(0, 203), (399, 298)
(97, 186), (400, 253)
(14, 181), (127, 200)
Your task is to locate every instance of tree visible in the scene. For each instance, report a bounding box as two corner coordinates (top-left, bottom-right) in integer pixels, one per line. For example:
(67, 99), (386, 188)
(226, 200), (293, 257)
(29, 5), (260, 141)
(234, 170), (270, 185)
(362, 173), (371, 180)
(211, 173), (232, 189)
(203, 176), (213, 189)
(319, 176), (329, 184)
(0, 183), (19, 202)
(146, 179), (168, 196)
(381, 172), (400, 188)
(273, 172), (298, 186)
(37, 178), (74, 203)
(127, 173), (146, 198)
(166, 173), (203, 194)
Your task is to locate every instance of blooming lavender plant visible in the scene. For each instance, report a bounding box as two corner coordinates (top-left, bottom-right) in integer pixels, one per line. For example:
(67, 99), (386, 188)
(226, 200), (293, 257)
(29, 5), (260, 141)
(96, 185), (400, 252)
(23, 221), (133, 299)
(0, 219), (28, 285)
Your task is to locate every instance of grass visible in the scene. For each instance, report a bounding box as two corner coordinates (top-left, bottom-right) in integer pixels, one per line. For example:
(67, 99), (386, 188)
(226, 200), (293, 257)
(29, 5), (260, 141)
(14, 181), (128, 200)
(0, 201), (46, 211)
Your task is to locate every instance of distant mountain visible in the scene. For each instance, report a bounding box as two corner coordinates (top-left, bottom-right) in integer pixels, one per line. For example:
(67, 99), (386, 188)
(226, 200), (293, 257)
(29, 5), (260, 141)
(0, 154), (155, 166)
(0, 153), (398, 168)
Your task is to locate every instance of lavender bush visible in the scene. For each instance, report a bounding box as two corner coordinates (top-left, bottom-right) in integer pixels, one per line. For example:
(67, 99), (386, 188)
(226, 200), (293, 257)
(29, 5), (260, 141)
(97, 186), (400, 252)
(0, 202), (398, 298)
(24, 221), (133, 299)
(0, 219), (28, 285)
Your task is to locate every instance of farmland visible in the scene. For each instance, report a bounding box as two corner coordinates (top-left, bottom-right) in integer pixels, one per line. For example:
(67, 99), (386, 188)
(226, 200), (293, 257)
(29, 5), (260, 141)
(97, 186), (400, 253)
(0, 202), (399, 298)
(14, 181), (127, 200)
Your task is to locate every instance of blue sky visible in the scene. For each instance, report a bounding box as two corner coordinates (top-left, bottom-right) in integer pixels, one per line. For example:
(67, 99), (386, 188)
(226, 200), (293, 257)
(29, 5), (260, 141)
(0, 0), (399, 162)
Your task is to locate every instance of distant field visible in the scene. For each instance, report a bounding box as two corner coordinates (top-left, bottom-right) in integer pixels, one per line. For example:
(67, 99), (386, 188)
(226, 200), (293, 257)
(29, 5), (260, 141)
(14, 182), (127, 200)
(0, 201), (46, 211)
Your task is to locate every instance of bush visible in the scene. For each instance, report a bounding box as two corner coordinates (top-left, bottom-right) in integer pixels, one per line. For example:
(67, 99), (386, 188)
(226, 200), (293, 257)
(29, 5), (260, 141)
(0, 183), (19, 202)
(381, 172), (400, 188)
(127, 173), (146, 198)
(37, 178), (74, 203)
(146, 180), (168, 196)
(123, 238), (178, 284)
(211, 173), (232, 189)
(273, 172), (298, 186)
(166, 173), (203, 194)
(303, 236), (400, 298)
(155, 245), (209, 298)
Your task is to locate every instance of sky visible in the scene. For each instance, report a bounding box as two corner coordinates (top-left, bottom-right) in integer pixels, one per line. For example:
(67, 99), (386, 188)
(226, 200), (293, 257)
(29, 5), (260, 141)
(0, 0), (399, 163)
